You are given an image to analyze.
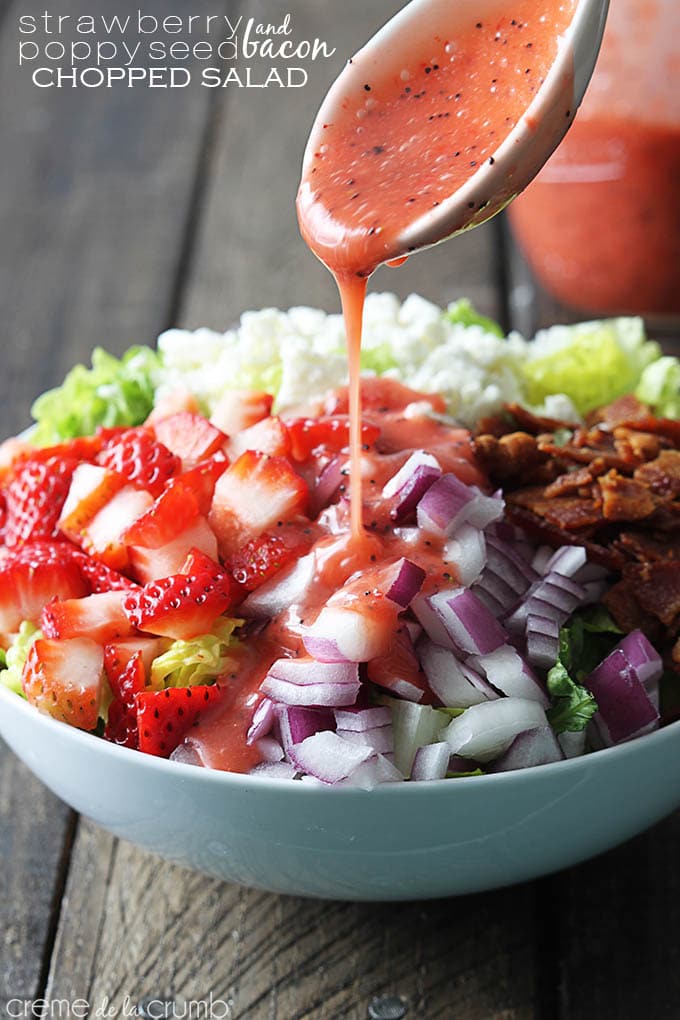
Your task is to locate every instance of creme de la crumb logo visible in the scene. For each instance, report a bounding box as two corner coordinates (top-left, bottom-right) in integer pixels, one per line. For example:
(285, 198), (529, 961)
(4, 995), (232, 1020)
(17, 10), (337, 89)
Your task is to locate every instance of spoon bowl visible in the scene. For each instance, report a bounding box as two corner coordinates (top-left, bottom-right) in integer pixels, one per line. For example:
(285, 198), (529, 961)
(299, 0), (609, 269)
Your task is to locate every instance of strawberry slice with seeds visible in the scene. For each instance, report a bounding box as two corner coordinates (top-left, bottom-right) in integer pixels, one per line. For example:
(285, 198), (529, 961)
(286, 416), (381, 462)
(98, 428), (180, 498)
(59, 464), (128, 540)
(122, 486), (218, 584)
(81, 486), (154, 570)
(72, 553), (138, 594)
(22, 636), (104, 730)
(104, 649), (146, 749)
(227, 525), (315, 591)
(137, 684), (224, 757)
(122, 553), (237, 640)
(209, 451), (309, 557)
(0, 542), (88, 632)
(168, 455), (228, 516)
(153, 412), (226, 467)
(5, 457), (77, 548)
(104, 637), (164, 679)
(41, 591), (137, 644)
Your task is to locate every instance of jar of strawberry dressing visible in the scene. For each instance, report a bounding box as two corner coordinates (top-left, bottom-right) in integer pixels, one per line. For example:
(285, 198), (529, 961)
(508, 0), (680, 317)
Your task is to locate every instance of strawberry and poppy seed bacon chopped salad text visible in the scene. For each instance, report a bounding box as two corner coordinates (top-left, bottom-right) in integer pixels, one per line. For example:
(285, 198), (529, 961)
(0, 299), (678, 786)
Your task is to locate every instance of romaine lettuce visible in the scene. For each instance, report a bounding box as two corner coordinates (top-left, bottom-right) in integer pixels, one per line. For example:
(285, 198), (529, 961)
(149, 618), (242, 690)
(0, 622), (41, 697)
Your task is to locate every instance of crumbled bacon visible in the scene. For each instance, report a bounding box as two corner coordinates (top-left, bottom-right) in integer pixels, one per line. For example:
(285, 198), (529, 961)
(474, 395), (680, 658)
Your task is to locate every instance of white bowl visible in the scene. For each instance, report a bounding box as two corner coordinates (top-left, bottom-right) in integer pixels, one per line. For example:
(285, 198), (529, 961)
(1, 683), (679, 900)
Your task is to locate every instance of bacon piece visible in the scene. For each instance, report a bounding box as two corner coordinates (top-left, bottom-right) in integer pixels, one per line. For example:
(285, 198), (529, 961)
(634, 450), (680, 499)
(588, 394), (650, 429)
(597, 471), (660, 522)
(473, 432), (548, 483)
(505, 403), (579, 434)
(544, 464), (605, 499)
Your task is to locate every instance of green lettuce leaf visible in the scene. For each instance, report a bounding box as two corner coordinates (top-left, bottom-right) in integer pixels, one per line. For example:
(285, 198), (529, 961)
(0, 622), (41, 697)
(150, 618), (242, 690)
(635, 356), (680, 419)
(546, 659), (598, 735)
(445, 298), (504, 337)
(522, 318), (660, 415)
(31, 345), (161, 445)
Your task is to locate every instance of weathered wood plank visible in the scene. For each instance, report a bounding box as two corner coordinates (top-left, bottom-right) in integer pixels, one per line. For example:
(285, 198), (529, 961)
(0, 751), (74, 1013)
(0, 0), (225, 1006)
(43, 4), (538, 1020)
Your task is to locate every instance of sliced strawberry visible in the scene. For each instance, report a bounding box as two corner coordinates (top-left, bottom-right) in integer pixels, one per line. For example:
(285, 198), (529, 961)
(209, 390), (273, 436)
(59, 464), (128, 540)
(286, 416), (381, 462)
(122, 485), (200, 548)
(22, 636), (104, 730)
(41, 590), (137, 644)
(0, 492), (6, 544)
(104, 636), (164, 679)
(122, 555), (236, 640)
(0, 542), (88, 632)
(209, 451), (309, 557)
(104, 650), (146, 749)
(145, 387), (201, 426)
(129, 516), (218, 585)
(72, 553), (138, 594)
(168, 455), (228, 516)
(5, 457), (77, 548)
(137, 684), (224, 757)
(82, 486), (154, 570)
(14, 435), (104, 466)
(367, 628), (434, 704)
(153, 412), (226, 466)
(227, 416), (291, 461)
(98, 428), (180, 498)
(227, 525), (315, 591)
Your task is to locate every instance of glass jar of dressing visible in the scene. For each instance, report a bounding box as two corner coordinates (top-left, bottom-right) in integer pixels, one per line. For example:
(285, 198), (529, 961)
(508, 0), (680, 317)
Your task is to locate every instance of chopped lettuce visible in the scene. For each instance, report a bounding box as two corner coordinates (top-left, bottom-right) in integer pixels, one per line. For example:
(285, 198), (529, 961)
(149, 618), (242, 690)
(0, 622), (41, 697)
(31, 345), (161, 445)
(446, 298), (504, 337)
(521, 318), (661, 415)
(546, 608), (622, 734)
(636, 356), (680, 419)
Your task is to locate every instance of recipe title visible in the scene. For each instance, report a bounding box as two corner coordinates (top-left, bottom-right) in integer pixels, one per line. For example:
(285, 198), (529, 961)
(17, 10), (337, 88)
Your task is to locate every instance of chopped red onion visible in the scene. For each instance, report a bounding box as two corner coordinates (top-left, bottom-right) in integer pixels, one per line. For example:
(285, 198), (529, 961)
(505, 572), (586, 634)
(366, 625), (430, 703)
(443, 525), (486, 586)
(382, 451), (442, 522)
(412, 592), (458, 651)
(261, 675), (360, 707)
(242, 552), (316, 618)
(448, 754), (483, 773)
(443, 698), (549, 762)
(312, 456), (346, 514)
(338, 753), (404, 788)
(246, 697), (276, 745)
(411, 742), (450, 781)
(276, 705), (335, 750)
(489, 520), (535, 561)
(403, 619), (423, 645)
(488, 726), (565, 772)
(429, 587), (507, 656)
(255, 737), (285, 763)
(169, 742), (203, 767)
(543, 545), (587, 578)
(289, 730), (374, 783)
(388, 699), (449, 776)
(618, 629), (663, 704)
(470, 585), (505, 618)
(303, 606), (392, 662)
(382, 558), (426, 608)
(334, 706), (392, 731)
(463, 486), (505, 530)
(485, 535), (537, 593)
(531, 545), (555, 574)
(581, 579), (609, 606)
(586, 647), (660, 746)
(469, 645), (550, 707)
(526, 614), (560, 670)
(267, 657), (359, 686)
(336, 725), (394, 755)
(418, 638), (496, 707)
(416, 474), (503, 537)
(472, 568), (518, 614)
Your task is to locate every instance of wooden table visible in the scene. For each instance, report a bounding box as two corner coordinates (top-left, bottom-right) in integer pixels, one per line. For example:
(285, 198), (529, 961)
(1, 1), (679, 1017)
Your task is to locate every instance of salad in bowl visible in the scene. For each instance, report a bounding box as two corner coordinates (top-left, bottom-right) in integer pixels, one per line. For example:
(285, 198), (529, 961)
(0, 294), (678, 792)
